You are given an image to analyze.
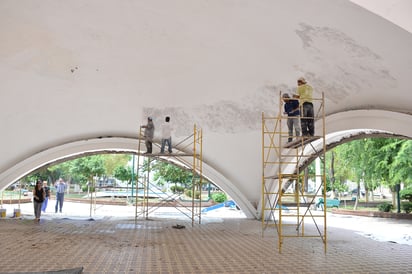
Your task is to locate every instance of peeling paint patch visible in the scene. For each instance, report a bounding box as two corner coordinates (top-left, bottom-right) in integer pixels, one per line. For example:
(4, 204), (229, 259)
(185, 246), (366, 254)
(296, 23), (396, 104)
(143, 84), (292, 135)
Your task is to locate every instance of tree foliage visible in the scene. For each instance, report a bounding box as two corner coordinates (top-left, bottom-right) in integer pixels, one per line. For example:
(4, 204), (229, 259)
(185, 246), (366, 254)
(389, 140), (412, 185)
(327, 138), (411, 195)
(151, 161), (193, 187)
(114, 165), (133, 183)
(18, 138), (411, 201)
(103, 154), (131, 176)
(69, 155), (105, 183)
(21, 154), (131, 187)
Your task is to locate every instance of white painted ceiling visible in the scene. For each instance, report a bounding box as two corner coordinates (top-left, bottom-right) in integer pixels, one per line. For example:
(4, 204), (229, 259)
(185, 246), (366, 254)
(350, 0), (412, 33)
(1, 0), (411, 218)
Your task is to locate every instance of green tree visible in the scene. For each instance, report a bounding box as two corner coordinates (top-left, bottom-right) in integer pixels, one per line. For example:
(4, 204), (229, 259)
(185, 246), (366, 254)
(70, 155), (105, 185)
(388, 140), (412, 187)
(330, 148), (352, 194)
(47, 161), (72, 183)
(372, 138), (403, 205)
(325, 150), (347, 197)
(329, 138), (411, 209)
(103, 154), (131, 176)
(151, 161), (192, 190)
(22, 160), (72, 187)
(333, 139), (371, 208)
(114, 165), (133, 184)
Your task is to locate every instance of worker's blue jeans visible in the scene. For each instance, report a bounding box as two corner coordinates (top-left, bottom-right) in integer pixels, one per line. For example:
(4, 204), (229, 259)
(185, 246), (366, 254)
(301, 102), (314, 136)
(161, 137), (172, 153)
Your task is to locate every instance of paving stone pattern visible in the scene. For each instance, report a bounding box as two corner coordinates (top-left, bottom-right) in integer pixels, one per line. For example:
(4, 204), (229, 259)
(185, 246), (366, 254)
(0, 216), (411, 273)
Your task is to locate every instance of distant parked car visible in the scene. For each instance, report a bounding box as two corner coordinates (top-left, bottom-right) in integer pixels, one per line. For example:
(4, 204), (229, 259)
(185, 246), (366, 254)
(351, 189), (365, 197)
(6, 183), (29, 196)
(17, 189), (29, 196)
(6, 182), (21, 191)
(373, 192), (386, 199)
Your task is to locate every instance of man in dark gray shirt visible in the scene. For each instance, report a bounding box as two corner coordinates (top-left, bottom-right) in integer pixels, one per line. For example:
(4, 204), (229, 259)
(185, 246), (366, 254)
(141, 117), (155, 154)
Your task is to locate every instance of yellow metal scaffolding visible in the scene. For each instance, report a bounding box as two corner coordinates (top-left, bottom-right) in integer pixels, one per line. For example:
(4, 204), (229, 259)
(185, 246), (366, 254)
(135, 124), (203, 226)
(262, 92), (327, 253)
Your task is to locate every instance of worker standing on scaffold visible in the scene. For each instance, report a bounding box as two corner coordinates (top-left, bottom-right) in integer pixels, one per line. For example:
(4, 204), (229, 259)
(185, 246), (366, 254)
(296, 77), (314, 137)
(141, 116), (155, 154)
(282, 93), (301, 142)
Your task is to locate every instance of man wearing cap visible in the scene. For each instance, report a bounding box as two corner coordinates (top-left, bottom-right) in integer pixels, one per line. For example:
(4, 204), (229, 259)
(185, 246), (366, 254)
(141, 117), (155, 154)
(296, 77), (314, 136)
(282, 93), (301, 142)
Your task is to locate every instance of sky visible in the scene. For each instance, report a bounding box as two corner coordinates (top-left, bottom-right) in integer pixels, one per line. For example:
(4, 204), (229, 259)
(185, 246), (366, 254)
(350, 0), (412, 33)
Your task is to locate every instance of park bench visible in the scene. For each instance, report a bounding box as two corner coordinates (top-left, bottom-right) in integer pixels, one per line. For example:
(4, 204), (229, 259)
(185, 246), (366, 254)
(316, 198), (340, 210)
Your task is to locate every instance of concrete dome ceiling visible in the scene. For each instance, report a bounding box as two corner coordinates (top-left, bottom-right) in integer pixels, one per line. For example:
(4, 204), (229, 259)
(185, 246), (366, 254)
(1, 0), (411, 218)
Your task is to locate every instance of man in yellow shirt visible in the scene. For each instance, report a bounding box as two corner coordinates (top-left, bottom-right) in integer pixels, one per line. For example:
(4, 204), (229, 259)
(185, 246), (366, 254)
(296, 77), (314, 136)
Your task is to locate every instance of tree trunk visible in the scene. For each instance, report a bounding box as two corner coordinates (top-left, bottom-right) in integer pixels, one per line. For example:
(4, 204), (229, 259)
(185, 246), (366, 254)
(354, 182), (360, 210)
(330, 152), (336, 199)
(392, 192), (396, 207)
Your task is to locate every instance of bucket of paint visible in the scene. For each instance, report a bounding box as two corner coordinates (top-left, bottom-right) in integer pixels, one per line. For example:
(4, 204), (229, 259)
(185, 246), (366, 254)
(0, 208), (6, 218)
(13, 208), (21, 218)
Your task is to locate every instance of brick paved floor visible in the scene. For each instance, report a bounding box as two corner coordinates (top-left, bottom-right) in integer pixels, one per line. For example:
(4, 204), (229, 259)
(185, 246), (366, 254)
(0, 203), (411, 273)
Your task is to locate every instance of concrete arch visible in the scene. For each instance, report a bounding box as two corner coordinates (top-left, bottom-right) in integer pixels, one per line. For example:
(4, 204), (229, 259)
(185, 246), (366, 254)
(305, 109), (412, 162)
(1, 1), (412, 220)
(0, 136), (257, 218)
(323, 109), (412, 138)
(256, 109), (412, 218)
(2, 108), (410, 220)
(0, 137), (138, 189)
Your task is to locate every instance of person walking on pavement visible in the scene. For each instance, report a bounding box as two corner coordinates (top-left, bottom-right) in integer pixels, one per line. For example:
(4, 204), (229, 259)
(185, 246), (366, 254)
(33, 180), (45, 222)
(296, 77), (314, 136)
(160, 116), (173, 154)
(55, 178), (66, 213)
(41, 181), (50, 212)
(141, 116), (155, 154)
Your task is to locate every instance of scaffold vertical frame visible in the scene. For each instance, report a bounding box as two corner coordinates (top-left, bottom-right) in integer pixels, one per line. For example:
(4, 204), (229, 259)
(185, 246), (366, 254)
(135, 124), (203, 226)
(262, 91), (327, 253)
